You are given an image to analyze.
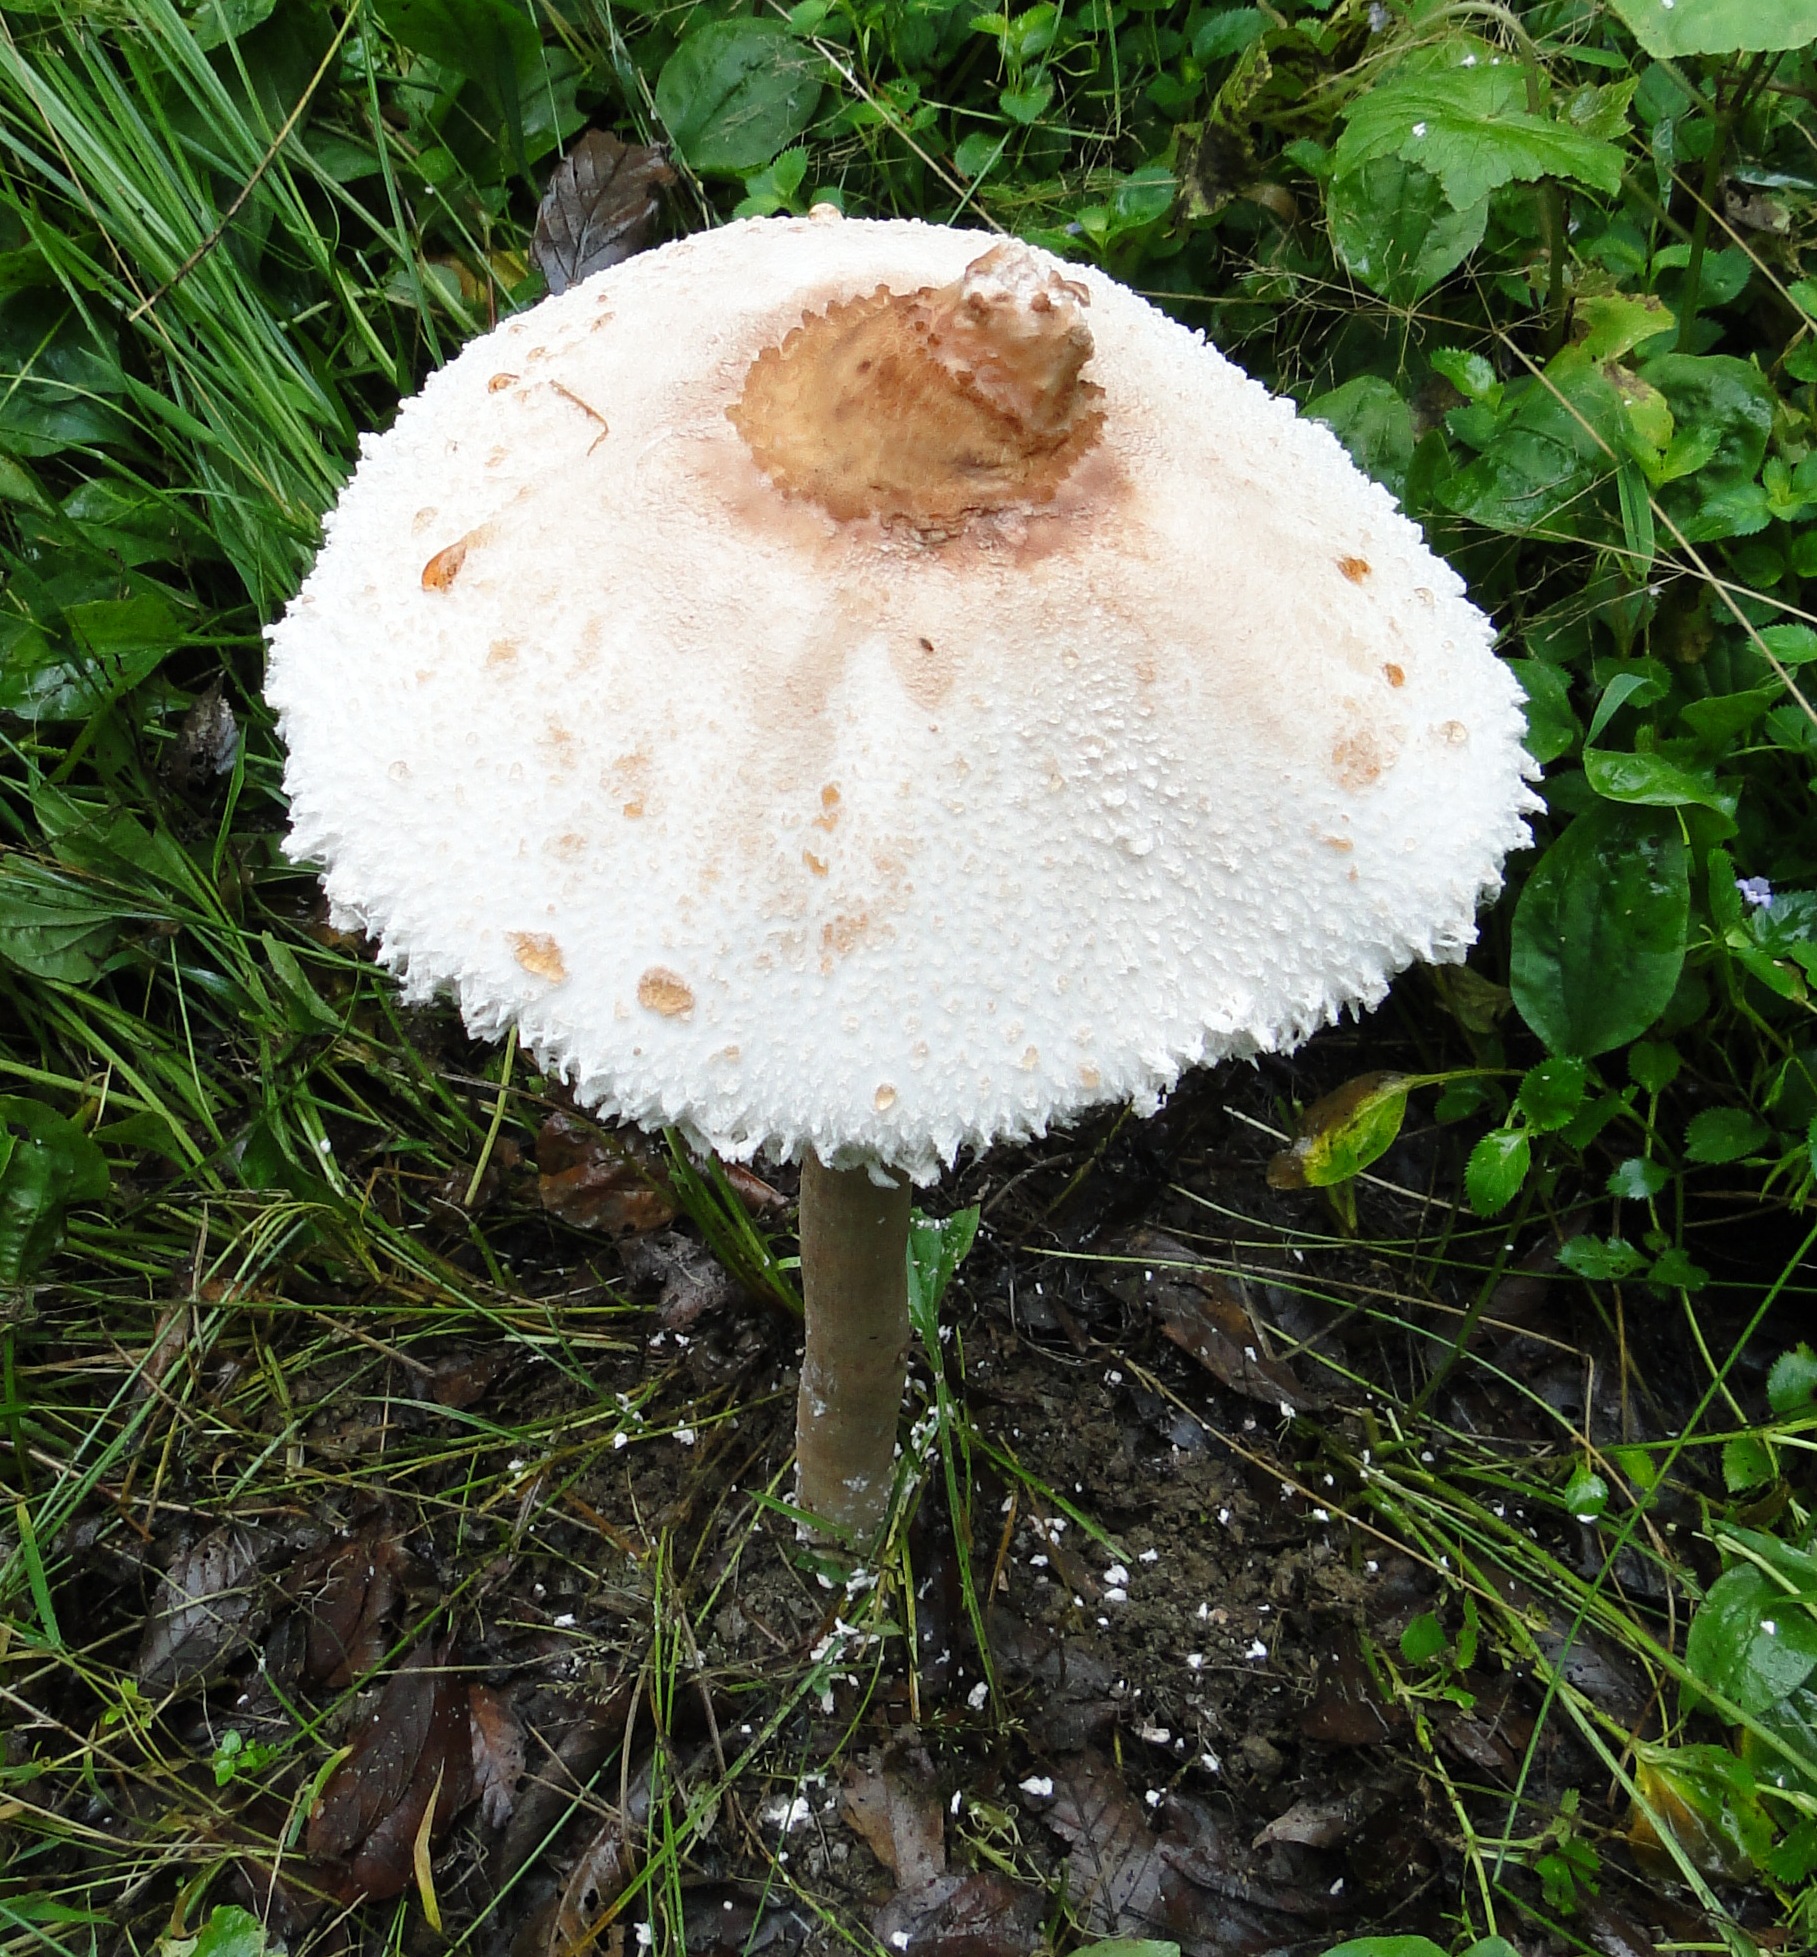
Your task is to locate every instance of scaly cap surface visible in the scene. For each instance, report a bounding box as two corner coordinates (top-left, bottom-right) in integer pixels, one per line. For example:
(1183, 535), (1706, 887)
(267, 215), (1537, 1182)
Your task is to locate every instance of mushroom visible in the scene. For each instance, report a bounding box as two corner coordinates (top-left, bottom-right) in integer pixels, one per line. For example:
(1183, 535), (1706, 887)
(267, 213), (1536, 1547)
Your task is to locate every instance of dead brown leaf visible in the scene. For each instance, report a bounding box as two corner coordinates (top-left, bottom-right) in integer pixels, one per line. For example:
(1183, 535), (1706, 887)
(470, 1684), (527, 1828)
(841, 1741), (944, 1887)
(285, 1523), (410, 1688)
(430, 1345), (512, 1409)
(1108, 1229), (1324, 1413)
(871, 1872), (1045, 1957)
(533, 131), (675, 298)
(1298, 1624), (1402, 1746)
(306, 1639), (475, 1900)
(537, 1114), (675, 1238)
(163, 678), (240, 790)
(1042, 1753), (1342, 1956)
(546, 1752), (658, 1957)
(137, 1525), (268, 1691)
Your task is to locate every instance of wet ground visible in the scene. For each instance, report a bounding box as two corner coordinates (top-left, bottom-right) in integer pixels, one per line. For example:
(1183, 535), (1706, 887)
(12, 998), (1794, 1957)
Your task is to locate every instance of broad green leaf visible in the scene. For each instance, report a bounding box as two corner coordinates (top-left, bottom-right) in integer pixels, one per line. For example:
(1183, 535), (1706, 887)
(1564, 1462), (1608, 1520)
(0, 863), (121, 983)
(1684, 1107), (1770, 1164)
(1558, 1234), (1647, 1281)
(1333, 47), (1625, 211)
(1760, 624), (1817, 666)
(0, 1095), (109, 1288)
(906, 1205), (980, 1344)
(1629, 1038), (1681, 1093)
(1440, 357), (1627, 541)
(1511, 802), (1689, 1056)
(1769, 1345), (1817, 1414)
(1303, 376), (1413, 497)
(188, 1905), (273, 1957)
(1509, 658), (1579, 765)
(1586, 669), (1665, 745)
(656, 19), (824, 175)
(1193, 9), (1263, 59)
(1577, 291), (1674, 362)
(1399, 1613), (1445, 1664)
(1326, 157), (1488, 306)
(1269, 1072), (1411, 1188)
(1000, 77), (1055, 123)
(1606, 1154), (1668, 1199)
(1632, 1742), (1775, 1880)
(1582, 748), (1737, 821)
(1648, 1247), (1709, 1293)
(1606, 0), (1817, 58)
(1518, 1056), (1588, 1131)
(1322, 1942), (1447, 1957)
(374, 0), (540, 167)
(1466, 1127), (1529, 1214)
(1680, 688), (1779, 749)
(0, 289), (130, 455)
(1724, 1434), (1776, 1493)
(1685, 1564), (1817, 1715)
(1640, 354), (1775, 542)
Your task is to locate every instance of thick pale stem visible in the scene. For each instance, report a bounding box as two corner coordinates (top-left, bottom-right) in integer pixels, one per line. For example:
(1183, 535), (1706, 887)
(795, 1152), (913, 1548)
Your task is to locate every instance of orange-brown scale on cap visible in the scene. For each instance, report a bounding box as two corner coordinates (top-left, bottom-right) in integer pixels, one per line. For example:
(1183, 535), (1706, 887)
(727, 243), (1107, 536)
(1337, 555), (1371, 583)
(1331, 719), (1399, 791)
(637, 967), (694, 1017)
(422, 523), (493, 592)
(509, 932), (567, 982)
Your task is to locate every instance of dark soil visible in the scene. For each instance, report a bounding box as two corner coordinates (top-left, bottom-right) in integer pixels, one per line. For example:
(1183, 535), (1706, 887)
(12, 1000), (1790, 1957)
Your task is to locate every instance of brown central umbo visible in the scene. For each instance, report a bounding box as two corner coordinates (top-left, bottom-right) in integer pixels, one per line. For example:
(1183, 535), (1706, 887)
(728, 241), (1105, 532)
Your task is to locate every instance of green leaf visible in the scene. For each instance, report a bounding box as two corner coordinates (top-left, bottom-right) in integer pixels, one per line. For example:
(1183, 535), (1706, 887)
(0, 289), (130, 455)
(1640, 354), (1776, 543)
(1629, 1039), (1681, 1094)
(1684, 1107), (1770, 1164)
(374, 0), (542, 170)
(1605, 0), (1817, 58)
(1724, 1434), (1776, 1494)
(1441, 357), (1627, 541)
(1680, 687), (1779, 749)
(1518, 1056), (1588, 1131)
(1399, 1612), (1445, 1664)
(1559, 1234), (1647, 1281)
(999, 77), (1055, 122)
(1269, 1072), (1411, 1188)
(0, 1096), (109, 1289)
(1333, 46), (1625, 211)
(656, 19), (824, 175)
(1466, 1128), (1530, 1215)
(1303, 376), (1413, 498)
(1606, 1154), (1667, 1199)
(1511, 802), (1690, 1058)
(906, 1205), (980, 1345)
(1193, 8), (1263, 58)
(1564, 1462), (1608, 1520)
(1769, 1345), (1817, 1414)
(1509, 659), (1580, 766)
(1577, 291), (1674, 362)
(1647, 1247), (1709, 1293)
(189, 1906), (274, 1957)
(1582, 748), (1736, 822)
(1685, 1565), (1817, 1715)
(1326, 157), (1488, 307)
(1759, 624), (1817, 667)
(0, 863), (121, 983)
(1322, 1942), (1448, 1957)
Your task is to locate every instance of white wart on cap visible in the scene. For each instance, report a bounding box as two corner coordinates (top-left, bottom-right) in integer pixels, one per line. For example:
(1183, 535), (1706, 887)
(268, 215), (1537, 1183)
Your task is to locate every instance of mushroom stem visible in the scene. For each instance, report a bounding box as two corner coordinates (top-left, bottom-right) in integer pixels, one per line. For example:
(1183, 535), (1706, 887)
(796, 1151), (913, 1547)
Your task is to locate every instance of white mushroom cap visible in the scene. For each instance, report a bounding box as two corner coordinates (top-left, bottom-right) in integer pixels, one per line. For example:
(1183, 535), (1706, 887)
(267, 215), (1537, 1184)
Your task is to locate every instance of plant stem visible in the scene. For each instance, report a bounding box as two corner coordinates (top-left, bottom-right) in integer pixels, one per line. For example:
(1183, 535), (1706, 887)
(1675, 53), (1770, 352)
(796, 1152), (913, 1548)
